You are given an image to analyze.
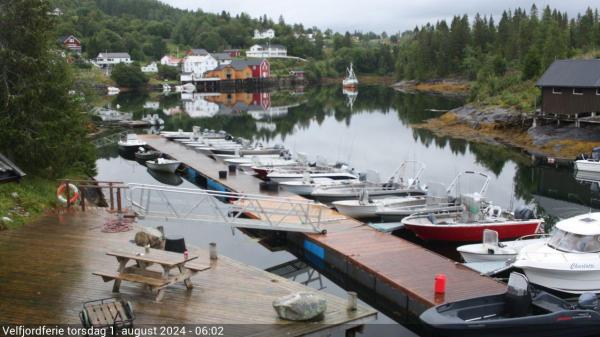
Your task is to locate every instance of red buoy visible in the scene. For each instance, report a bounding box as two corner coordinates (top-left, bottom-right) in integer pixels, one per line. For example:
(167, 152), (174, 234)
(434, 274), (446, 294)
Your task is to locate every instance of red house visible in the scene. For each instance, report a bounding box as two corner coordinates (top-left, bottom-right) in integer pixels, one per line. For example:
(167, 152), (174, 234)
(247, 58), (270, 78)
(58, 35), (81, 53)
(224, 49), (241, 57)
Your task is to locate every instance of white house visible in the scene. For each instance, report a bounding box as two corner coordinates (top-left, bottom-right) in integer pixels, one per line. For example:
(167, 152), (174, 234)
(211, 53), (233, 66)
(180, 54), (218, 82)
(160, 55), (182, 67)
(95, 52), (132, 67)
(141, 62), (158, 73)
(246, 44), (287, 58)
(253, 29), (275, 40)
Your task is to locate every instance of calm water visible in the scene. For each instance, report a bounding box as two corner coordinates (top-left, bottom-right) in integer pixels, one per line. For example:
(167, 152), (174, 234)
(96, 85), (600, 336)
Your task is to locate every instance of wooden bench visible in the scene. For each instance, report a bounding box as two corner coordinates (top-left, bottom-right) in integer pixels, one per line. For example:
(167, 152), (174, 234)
(93, 270), (168, 288)
(185, 263), (210, 273)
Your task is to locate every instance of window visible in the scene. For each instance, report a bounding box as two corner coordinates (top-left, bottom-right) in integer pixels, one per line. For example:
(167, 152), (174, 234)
(552, 88), (562, 94)
(573, 88), (584, 95)
(548, 229), (600, 253)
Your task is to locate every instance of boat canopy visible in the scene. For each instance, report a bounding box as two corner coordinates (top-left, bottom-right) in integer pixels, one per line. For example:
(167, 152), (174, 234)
(555, 212), (600, 236)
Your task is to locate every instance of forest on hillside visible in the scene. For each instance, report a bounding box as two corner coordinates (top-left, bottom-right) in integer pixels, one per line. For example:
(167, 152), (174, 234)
(50, 1), (600, 110)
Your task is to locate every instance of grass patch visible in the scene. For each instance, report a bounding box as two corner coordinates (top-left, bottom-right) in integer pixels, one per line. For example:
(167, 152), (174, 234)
(0, 172), (88, 230)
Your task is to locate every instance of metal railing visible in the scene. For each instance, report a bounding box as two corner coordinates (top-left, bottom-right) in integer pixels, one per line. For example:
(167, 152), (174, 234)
(127, 183), (329, 234)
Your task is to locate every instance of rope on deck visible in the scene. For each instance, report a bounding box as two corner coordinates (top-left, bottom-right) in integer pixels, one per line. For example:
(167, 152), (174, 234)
(102, 216), (134, 233)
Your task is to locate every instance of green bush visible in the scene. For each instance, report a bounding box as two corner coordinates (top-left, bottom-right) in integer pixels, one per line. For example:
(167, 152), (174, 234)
(111, 63), (149, 89)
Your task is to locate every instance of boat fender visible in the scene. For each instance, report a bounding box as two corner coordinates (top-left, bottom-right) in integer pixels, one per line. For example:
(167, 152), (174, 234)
(427, 213), (437, 225)
(57, 183), (79, 205)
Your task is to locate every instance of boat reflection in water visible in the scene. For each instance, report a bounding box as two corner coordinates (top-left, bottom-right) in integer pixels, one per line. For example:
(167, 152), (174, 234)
(147, 168), (183, 186)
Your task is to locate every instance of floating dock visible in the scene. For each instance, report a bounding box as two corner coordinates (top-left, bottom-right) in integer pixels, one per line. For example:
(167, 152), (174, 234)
(0, 210), (375, 335)
(141, 135), (507, 317)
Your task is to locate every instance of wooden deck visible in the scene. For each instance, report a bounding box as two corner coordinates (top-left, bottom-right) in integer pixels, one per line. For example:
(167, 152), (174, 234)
(0, 209), (375, 335)
(141, 135), (507, 314)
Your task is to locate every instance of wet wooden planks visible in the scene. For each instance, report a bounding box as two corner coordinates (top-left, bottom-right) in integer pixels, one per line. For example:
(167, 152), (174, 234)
(0, 210), (375, 336)
(141, 135), (507, 310)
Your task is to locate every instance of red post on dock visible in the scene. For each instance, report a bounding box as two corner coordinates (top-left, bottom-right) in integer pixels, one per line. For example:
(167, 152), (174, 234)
(435, 274), (446, 294)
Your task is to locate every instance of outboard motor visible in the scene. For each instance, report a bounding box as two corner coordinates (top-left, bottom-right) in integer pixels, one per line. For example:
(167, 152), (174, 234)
(578, 293), (599, 310)
(514, 206), (535, 220)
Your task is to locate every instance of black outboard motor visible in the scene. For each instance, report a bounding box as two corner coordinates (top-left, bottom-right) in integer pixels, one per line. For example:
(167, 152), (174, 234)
(514, 206), (535, 220)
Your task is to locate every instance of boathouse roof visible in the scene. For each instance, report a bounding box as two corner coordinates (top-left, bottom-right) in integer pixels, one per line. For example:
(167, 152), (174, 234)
(214, 59), (265, 71)
(537, 59), (600, 88)
(0, 153), (26, 183)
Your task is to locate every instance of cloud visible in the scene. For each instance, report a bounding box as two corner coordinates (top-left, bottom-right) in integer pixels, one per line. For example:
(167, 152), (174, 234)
(162, 0), (599, 33)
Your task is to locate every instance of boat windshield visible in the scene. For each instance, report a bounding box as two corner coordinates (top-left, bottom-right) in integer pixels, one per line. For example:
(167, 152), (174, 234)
(547, 229), (600, 253)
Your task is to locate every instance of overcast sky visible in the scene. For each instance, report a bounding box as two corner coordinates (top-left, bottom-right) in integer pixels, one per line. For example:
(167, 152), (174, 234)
(162, 0), (598, 33)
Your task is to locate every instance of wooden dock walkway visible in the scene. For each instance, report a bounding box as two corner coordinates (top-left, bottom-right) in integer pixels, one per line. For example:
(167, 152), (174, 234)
(141, 135), (507, 316)
(0, 209), (375, 335)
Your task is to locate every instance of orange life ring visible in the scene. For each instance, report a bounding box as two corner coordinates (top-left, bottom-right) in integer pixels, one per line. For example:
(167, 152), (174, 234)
(57, 183), (79, 205)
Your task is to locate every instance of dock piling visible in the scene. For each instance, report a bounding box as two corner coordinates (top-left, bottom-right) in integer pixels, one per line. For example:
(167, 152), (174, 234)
(209, 242), (218, 260)
(347, 291), (358, 311)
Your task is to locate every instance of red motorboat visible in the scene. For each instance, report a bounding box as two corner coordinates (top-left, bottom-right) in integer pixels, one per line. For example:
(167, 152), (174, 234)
(401, 197), (543, 242)
(402, 213), (543, 242)
(400, 170), (543, 242)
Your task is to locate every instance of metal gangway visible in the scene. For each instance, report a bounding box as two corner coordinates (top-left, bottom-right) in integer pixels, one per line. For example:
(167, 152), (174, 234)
(127, 183), (335, 234)
(93, 130), (129, 149)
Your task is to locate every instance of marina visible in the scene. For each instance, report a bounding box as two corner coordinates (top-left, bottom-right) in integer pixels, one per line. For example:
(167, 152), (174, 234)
(139, 134), (508, 316)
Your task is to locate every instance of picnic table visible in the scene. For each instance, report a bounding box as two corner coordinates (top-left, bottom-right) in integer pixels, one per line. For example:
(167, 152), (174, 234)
(94, 246), (210, 302)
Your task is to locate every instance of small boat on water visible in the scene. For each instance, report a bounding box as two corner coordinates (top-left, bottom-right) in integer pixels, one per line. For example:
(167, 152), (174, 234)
(342, 63), (358, 89)
(279, 175), (356, 196)
(575, 147), (600, 173)
(174, 83), (196, 93)
(107, 86), (120, 95)
(400, 170), (542, 242)
(310, 161), (427, 203)
(118, 134), (147, 151)
(375, 171), (490, 221)
(146, 158), (181, 173)
(134, 148), (161, 161)
(266, 163), (358, 183)
(513, 212), (600, 294)
(161, 128), (229, 140)
(457, 229), (549, 263)
(420, 272), (600, 337)
(401, 198), (542, 242)
(333, 191), (427, 219)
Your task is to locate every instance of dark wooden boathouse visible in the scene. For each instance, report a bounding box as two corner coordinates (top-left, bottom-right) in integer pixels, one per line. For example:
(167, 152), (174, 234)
(537, 59), (600, 119)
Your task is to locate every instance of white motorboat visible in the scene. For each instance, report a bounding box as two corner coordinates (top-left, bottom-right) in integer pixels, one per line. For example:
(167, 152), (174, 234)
(457, 229), (549, 263)
(267, 162), (358, 184)
(146, 158), (181, 173)
(513, 212), (600, 294)
(107, 86), (120, 95)
(278, 171), (357, 196)
(332, 191), (427, 219)
(310, 161), (427, 203)
(118, 133), (147, 151)
(162, 84), (171, 93)
(574, 147), (600, 173)
(375, 170), (488, 221)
